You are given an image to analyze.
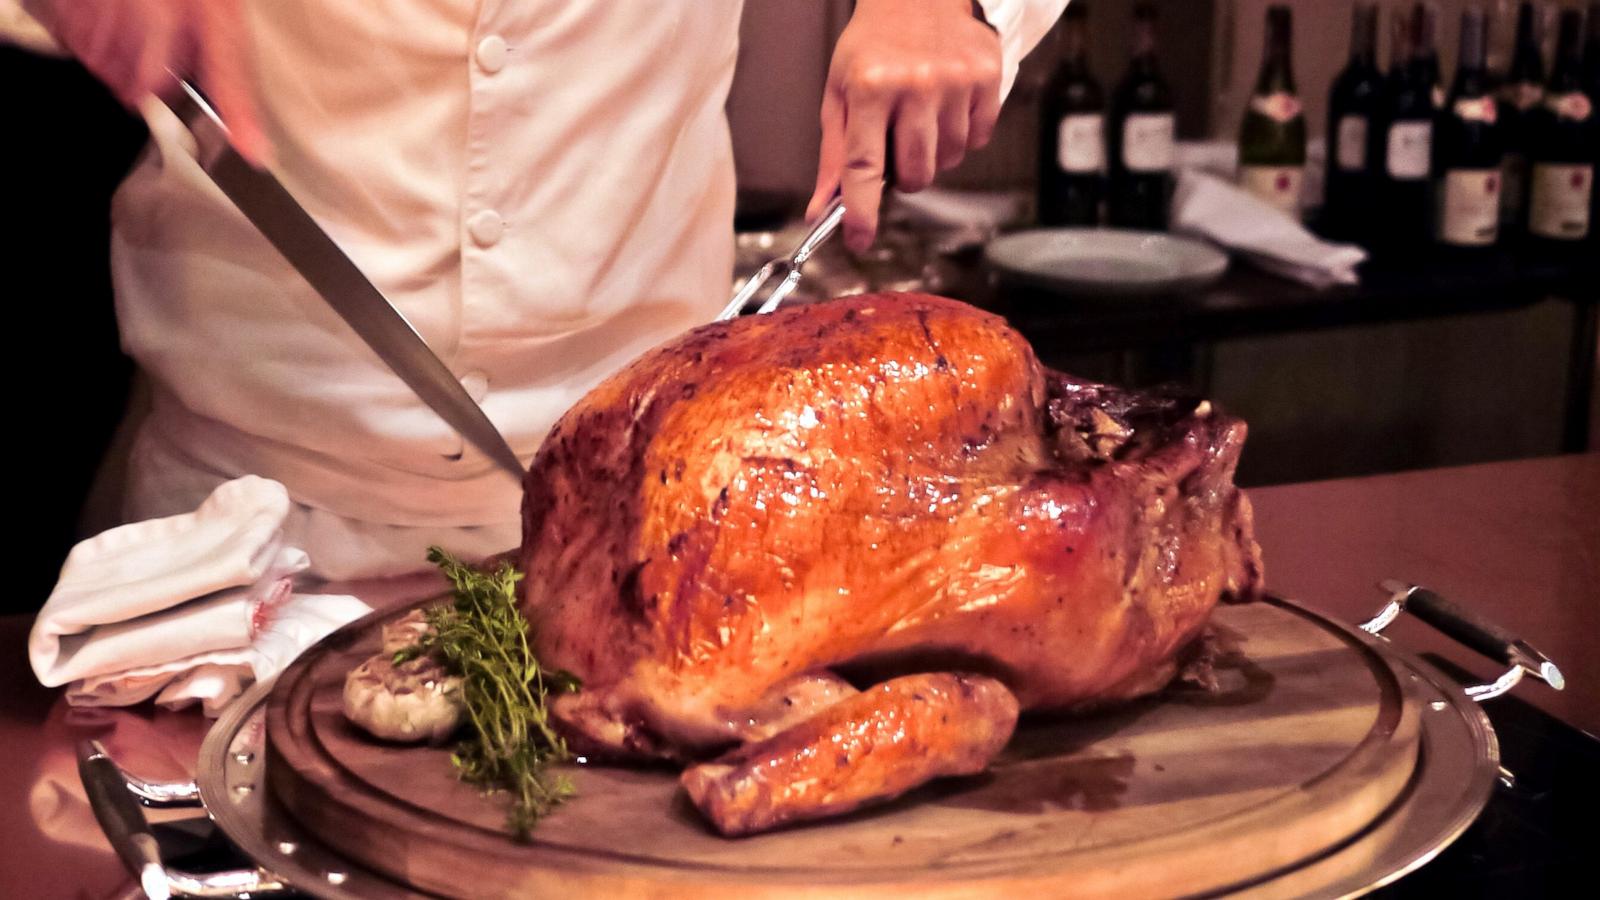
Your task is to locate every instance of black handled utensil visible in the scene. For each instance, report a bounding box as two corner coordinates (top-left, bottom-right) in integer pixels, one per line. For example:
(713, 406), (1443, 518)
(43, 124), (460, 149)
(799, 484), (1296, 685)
(1363, 579), (1565, 700)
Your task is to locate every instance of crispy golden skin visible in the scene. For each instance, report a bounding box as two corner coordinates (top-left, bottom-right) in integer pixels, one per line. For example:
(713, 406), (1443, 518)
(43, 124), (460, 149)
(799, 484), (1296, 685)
(681, 673), (1018, 836)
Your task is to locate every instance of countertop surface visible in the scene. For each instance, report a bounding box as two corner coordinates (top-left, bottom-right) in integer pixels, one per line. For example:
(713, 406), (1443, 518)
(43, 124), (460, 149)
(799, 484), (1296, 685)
(2, 454), (1596, 897)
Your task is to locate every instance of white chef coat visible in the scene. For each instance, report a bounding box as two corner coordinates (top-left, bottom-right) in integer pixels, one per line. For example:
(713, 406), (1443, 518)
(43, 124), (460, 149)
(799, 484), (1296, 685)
(10, 0), (1068, 579)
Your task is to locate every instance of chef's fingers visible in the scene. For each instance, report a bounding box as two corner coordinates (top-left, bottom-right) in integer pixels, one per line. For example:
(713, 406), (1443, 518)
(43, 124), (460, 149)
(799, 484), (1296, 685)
(892, 88), (938, 193)
(968, 61), (1003, 150)
(196, 0), (271, 167)
(839, 89), (892, 252)
(935, 83), (972, 172)
(807, 88), (847, 223)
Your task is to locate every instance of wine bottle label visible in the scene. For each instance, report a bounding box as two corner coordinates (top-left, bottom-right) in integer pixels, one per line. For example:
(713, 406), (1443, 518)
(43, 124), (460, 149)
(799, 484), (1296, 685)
(1249, 92), (1303, 124)
(1057, 114), (1105, 173)
(1432, 86), (1447, 110)
(1543, 91), (1595, 122)
(1122, 113), (1176, 172)
(1452, 96), (1498, 124)
(1501, 81), (1544, 112)
(1239, 165), (1304, 216)
(1385, 121), (1432, 180)
(1336, 116), (1368, 171)
(1528, 163), (1594, 240)
(1437, 169), (1502, 246)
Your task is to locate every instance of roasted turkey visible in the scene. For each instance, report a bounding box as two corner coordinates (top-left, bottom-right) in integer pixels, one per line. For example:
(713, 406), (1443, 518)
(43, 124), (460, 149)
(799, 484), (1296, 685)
(519, 293), (1261, 836)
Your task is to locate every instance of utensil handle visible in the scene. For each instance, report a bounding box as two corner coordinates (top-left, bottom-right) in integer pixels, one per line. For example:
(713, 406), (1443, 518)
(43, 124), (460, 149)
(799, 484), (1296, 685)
(79, 741), (168, 892)
(1404, 587), (1523, 668)
(77, 740), (291, 899)
(1361, 581), (1565, 702)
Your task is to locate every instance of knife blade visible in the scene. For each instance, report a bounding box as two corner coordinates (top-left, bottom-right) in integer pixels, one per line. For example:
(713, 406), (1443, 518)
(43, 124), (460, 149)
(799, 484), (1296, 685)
(162, 79), (525, 482)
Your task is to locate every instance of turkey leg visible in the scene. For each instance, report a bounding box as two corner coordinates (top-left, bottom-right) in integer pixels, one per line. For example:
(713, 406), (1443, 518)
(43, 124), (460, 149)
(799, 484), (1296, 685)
(680, 672), (1019, 837)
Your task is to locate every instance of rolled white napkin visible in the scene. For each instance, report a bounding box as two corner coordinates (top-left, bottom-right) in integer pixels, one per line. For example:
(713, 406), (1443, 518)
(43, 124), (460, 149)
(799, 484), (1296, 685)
(1171, 168), (1366, 289)
(30, 475), (371, 715)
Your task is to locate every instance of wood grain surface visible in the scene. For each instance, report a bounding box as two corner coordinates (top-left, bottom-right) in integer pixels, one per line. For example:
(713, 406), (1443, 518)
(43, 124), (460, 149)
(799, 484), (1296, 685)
(266, 598), (1422, 898)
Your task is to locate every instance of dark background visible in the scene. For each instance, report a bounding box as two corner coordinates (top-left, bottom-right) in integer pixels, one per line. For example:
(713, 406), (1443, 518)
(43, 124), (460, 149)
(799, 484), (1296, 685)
(6, 47), (144, 614)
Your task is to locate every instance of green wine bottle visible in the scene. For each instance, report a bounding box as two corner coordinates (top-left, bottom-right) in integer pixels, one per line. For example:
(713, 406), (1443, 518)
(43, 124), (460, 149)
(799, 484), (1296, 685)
(1238, 5), (1307, 218)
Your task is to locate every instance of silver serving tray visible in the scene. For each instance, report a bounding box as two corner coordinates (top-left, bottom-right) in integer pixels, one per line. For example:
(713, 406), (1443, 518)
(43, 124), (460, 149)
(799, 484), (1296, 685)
(82, 592), (1545, 898)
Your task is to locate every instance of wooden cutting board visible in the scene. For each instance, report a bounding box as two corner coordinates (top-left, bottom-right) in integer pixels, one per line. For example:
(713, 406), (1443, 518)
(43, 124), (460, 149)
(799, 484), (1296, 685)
(266, 597), (1422, 899)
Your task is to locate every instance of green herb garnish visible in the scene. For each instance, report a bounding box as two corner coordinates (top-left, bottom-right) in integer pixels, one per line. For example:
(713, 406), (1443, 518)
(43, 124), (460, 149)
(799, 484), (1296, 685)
(402, 547), (579, 839)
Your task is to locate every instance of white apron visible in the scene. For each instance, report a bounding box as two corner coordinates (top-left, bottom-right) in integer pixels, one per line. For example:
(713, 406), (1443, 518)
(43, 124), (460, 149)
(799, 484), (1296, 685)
(85, 0), (1063, 577)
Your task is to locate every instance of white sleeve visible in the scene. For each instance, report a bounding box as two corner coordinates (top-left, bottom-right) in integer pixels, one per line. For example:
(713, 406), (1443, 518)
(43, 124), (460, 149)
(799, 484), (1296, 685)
(973, 0), (1072, 101)
(1, 1), (62, 55)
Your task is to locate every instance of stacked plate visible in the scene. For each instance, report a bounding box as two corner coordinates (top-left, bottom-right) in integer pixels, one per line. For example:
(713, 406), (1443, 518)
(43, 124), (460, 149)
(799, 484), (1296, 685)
(984, 229), (1229, 297)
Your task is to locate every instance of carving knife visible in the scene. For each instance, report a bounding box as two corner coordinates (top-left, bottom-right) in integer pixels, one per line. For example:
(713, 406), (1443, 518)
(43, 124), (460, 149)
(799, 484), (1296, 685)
(162, 79), (525, 482)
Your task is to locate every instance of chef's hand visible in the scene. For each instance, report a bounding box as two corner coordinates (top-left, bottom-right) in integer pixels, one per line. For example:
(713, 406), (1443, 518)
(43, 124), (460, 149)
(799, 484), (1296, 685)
(25, 0), (269, 165)
(808, 0), (1003, 252)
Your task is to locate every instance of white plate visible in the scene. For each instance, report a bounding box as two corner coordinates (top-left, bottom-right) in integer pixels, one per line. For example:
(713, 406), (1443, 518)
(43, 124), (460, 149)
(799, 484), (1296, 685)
(984, 228), (1229, 296)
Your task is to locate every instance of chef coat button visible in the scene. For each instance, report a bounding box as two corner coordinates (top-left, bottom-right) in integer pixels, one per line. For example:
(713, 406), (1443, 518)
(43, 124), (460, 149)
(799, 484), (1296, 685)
(476, 35), (508, 74)
(468, 210), (504, 247)
(461, 370), (489, 402)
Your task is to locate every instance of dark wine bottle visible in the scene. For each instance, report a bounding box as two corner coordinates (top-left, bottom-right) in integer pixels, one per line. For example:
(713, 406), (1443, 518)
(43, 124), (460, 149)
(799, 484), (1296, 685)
(1107, 3), (1175, 231)
(1238, 5), (1306, 218)
(1433, 8), (1504, 249)
(1324, 2), (1385, 241)
(1499, 2), (1547, 228)
(1379, 4), (1437, 249)
(1586, 2), (1600, 98)
(1038, 2), (1105, 226)
(1410, 3), (1445, 111)
(1525, 9), (1596, 246)
(1587, 2), (1600, 243)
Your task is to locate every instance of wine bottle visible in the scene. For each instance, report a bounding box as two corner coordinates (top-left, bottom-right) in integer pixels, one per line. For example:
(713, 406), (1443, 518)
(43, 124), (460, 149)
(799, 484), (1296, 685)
(1499, 2), (1546, 228)
(1038, 2), (1105, 226)
(1525, 9), (1596, 246)
(1587, 2), (1600, 98)
(1238, 6), (1306, 218)
(1107, 3), (1175, 231)
(1410, 3), (1446, 111)
(1324, 2), (1385, 241)
(1379, 4), (1436, 249)
(1587, 2), (1599, 243)
(1434, 8), (1504, 249)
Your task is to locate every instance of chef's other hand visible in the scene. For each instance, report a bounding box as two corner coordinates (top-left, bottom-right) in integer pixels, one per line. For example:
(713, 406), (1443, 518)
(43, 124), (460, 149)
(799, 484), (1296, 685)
(26, 0), (269, 165)
(808, 0), (1002, 252)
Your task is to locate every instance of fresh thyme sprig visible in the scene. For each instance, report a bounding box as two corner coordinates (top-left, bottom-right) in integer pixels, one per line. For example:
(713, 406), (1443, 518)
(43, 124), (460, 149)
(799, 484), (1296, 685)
(404, 547), (579, 840)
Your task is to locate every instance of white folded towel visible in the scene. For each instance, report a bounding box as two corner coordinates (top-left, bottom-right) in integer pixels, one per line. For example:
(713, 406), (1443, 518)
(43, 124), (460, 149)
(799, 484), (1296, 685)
(1171, 168), (1366, 289)
(30, 476), (371, 714)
